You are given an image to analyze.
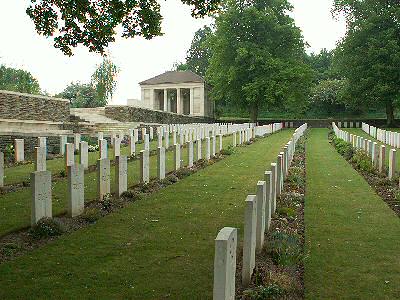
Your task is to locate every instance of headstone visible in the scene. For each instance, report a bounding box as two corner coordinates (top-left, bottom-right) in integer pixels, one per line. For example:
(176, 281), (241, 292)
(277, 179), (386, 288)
(34, 147), (46, 172)
(256, 181), (266, 253)
(144, 134), (150, 151)
(98, 132), (104, 140)
(79, 141), (89, 169)
(188, 141), (194, 168)
(14, 139), (24, 162)
(157, 147), (166, 180)
(242, 195), (256, 287)
(38, 137), (47, 158)
(213, 227), (237, 300)
(197, 139), (202, 161)
(212, 136), (216, 157)
(129, 135), (136, 156)
(219, 134), (223, 152)
(149, 127), (154, 140)
(99, 139), (108, 159)
(74, 133), (81, 151)
(134, 128), (139, 142)
(142, 128), (147, 141)
(270, 163), (277, 213)
(174, 144), (181, 171)
(140, 150), (150, 183)
(379, 145), (386, 173)
(206, 137), (211, 160)
(65, 143), (75, 171)
(165, 132), (170, 149)
(115, 155), (128, 197)
(60, 135), (67, 155)
(97, 158), (110, 200)
(31, 171), (52, 225)
(67, 164), (84, 217)
(233, 131), (237, 147)
(389, 149), (396, 180)
(0, 152), (4, 187)
(264, 171), (272, 230)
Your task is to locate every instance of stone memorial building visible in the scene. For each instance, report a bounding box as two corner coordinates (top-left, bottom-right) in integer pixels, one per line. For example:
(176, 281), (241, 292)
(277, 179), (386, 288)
(139, 71), (214, 118)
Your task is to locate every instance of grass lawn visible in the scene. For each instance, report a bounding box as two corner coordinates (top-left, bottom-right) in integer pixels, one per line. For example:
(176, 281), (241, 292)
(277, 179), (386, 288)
(0, 134), (233, 237)
(305, 128), (400, 299)
(0, 129), (294, 299)
(344, 128), (400, 171)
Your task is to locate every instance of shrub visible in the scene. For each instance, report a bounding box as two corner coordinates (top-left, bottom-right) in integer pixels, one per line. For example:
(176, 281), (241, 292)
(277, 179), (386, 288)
(1, 242), (22, 256)
(332, 137), (354, 159)
(80, 208), (101, 223)
(277, 207), (296, 219)
(100, 193), (115, 211)
(220, 145), (235, 156)
(30, 217), (65, 239)
(120, 190), (143, 202)
(59, 169), (66, 178)
(243, 284), (285, 299)
(351, 150), (374, 173)
(269, 231), (302, 267)
(176, 168), (193, 179)
(286, 167), (305, 189)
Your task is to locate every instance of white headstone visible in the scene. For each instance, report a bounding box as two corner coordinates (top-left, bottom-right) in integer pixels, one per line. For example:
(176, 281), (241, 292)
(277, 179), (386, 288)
(188, 141), (194, 168)
(144, 134), (150, 151)
(197, 139), (202, 161)
(174, 144), (181, 171)
(0, 152), (4, 187)
(212, 136), (216, 157)
(140, 150), (150, 183)
(34, 147), (46, 172)
(67, 164), (84, 217)
(79, 141), (89, 170)
(256, 181), (266, 253)
(115, 155), (128, 197)
(149, 127), (154, 140)
(242, 195), (257, 287)
(389, 149), (396, 180)
(270, 163), (277, 213)
(213, 227), (237, 300)
(379, 145), (386, 173)
(264, 171), (272, 230)
(233, 132), (237, 147)
(65, 143), (75, 171)
(74, 133), (81, 151)
(206, 137), (211, 160)
(97, 158), (110, 200)
(157, 147), (166, 180)
(114, 138), (121, 158)
(99, 139), (108, 159)
(60, 135), (67, 155)
(219, 134), (223, 152)
(14, 139), (24, 162)
(31, 171), (52, 225)
(129, 135), (136, 157)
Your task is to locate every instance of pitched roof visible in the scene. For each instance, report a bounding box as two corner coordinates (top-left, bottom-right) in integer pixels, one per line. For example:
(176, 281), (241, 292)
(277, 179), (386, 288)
(139, 71), (205, 85)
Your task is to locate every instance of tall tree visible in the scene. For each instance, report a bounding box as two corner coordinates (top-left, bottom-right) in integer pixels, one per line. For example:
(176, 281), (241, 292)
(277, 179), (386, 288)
(333, 0), (400, 126)
(0, 65), (41, 94)
(185, 26), (213, 77)
(91, 57), (119, 106)
(306, 48), (335, 83)
(27, 0), (222, 56)
(55, 82), (98, 107)
(207, 0), (312, 121)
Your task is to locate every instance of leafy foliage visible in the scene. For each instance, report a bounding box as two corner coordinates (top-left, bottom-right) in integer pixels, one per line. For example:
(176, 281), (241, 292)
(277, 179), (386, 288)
(269, 231), (303, 267)
(27, 0), (222, 56)
(331, 136), (354, 160)
(0, 64), (41, 94)
(207, 0), (313, 121)
(309, 79), (348, 115)
(55, 82), (97, 107)
(30, 218), (65, 239)
(91, 57), (119, 106)
(351, 149), (374, 173)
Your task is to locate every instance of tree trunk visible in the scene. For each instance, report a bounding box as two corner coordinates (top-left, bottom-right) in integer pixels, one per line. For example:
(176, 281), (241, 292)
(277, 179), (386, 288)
(386, 101), (395, 127)
(249, 102), (259, 123)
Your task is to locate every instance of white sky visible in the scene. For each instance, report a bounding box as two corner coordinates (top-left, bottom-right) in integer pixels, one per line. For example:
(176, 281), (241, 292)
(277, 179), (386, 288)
(0, 0), (346, 105)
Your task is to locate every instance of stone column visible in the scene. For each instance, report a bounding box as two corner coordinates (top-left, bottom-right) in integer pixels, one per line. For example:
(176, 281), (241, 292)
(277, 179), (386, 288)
(97, 158), (111, 200)
(379, 145), (386, 173)
(177, 88), (181, 114)
(14, 139), (24, 162)
(242, 195), (256, 287)
(115, 155), (128, 197)
(189, 88), (194, 116)
(264, 171), (272, 230)
(157, 147), (166, 180)
(31, 171), (52, 225)
(0, 152), (4, 187)
(389, 149), (396, 180)
(213, 227), (237, 300)
(188, 141), (194, 168)
(163, 89), (168, 112)
(67, 164), (84, 217)
(174, 144), (181, 171)
(140, 150), (150, 183)
(34, 147), (46, 172)
(80, 141), (89, 170)
(256, 181), (266, 253)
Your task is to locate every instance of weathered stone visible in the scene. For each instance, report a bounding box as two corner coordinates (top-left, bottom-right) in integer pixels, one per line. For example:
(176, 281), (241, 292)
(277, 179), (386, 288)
(242, 195), (257, 287)
(0, 152), (4, 187)
(264, 171), (272, 230)
(67, 164), (84, 217)
(165, 132), (170, 149)
(129, 135), (136, 156)
(34, 147), (46, 172)
(256, 181), (266, 253)
(74, 133), (81, 150)
(379, 145), (386, 173)
(206, 137), (211, 160)
(97, 158), (111, 200)
(174, 144), (181, 171)
(14, 139), (24, 162)
(157, 147), (166, 180)
(270, 163), (277, 213)
(99, 139), (108, 159)
(140, 150), (150, 183)
(188, 141), (194, 168)
(38, 137), (47, 157)
(115, 155), (128, 197)
(79, 141), (89, 169)
(144, 134), (150, 151)
(213, 227), (237, 300)
(65, 143), (75, 171)
(134, 128), (139, 142)
(60, 135), (67, 155)
(389, 149), (396, 180)
(149, 127), (154, 140)
(31, 171), (52, 225)
(197, 139), (202, 160)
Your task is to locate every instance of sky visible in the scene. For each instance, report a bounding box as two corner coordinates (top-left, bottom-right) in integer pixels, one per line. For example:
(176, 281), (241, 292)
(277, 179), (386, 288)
(0, 0), (347, 105)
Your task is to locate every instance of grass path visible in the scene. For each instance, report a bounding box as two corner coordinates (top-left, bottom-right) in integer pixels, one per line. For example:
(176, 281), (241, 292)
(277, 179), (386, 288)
(0, 134), (233, 236)
(305, 128), (400, 299)
(0, 129), (294, 299)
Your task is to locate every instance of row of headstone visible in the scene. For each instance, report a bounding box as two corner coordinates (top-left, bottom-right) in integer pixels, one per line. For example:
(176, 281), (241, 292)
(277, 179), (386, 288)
(213, 123), (308, 299)
(363, 122), (400, 149)
(338, 121), (361, 128)
(333, 123), (395, 179)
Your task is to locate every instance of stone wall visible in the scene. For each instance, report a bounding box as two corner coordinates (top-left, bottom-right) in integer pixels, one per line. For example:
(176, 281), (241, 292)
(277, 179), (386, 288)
(0, 90), (70, 122)
(0, 135), (61, 155)
(105, 105), (214, 124)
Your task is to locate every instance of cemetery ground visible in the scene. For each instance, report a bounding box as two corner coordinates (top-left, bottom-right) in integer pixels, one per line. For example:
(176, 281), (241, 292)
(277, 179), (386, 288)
(0, 130), (294, 298)
(305, 128), (400, 299)
(0, 134), (231, 236)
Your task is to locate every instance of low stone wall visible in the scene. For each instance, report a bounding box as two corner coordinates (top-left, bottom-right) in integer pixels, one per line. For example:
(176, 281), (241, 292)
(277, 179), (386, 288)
(0, 90), (70, 122)
(105, 105), (214, 124)
(0, 135), (61, 155)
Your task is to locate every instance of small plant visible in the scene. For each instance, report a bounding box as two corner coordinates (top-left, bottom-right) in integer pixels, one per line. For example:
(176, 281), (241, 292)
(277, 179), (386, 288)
(243, 284), (285, 299)
(30, 217), (65, 239)
(100, 193), (114, 211)
(59, 169), (66, 178)
(269, 231), (303, 267)
(176, 168), (193, 179)
(88, 145), (99, 152)
(277, 207), (296, 219)
(4, 144), (15, 157)
(166, 174), (179, 184)
(220, 145), (234, 156)
(81, 208), (102, 223)
(1, 242), (22, 256)
(351, 150), (374, 173)
(120, 190), (143, 202)
(332, 137), (354, 159)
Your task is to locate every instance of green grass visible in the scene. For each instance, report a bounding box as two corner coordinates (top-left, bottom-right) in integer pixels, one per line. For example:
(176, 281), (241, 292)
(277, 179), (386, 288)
(0, 129), (294, 299)
(0, 134), (237, 236)
(305, 128), (400, 299)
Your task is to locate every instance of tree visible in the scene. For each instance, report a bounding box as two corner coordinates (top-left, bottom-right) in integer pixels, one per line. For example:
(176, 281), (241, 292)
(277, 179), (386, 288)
(27, 0), (222, 56)
(55, 82), (97, 107)
(0, 65), (41, 94)
(306, 48), (335, 83)
(185, 26), (213, 77)
(309, 79), (347, 115)
(91, 57), (119, 106)
(207, 0), (312, 122)
(333, 0), (400, 126)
